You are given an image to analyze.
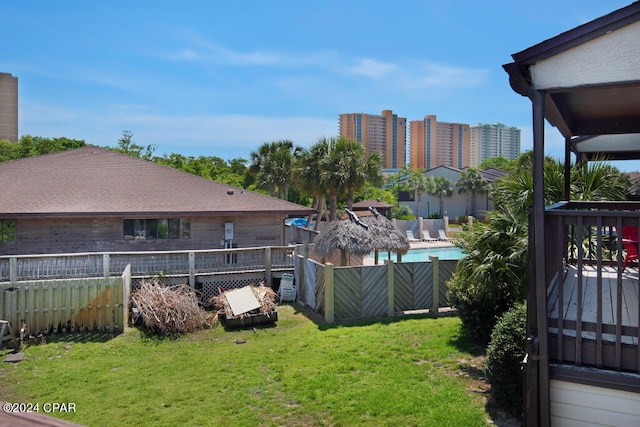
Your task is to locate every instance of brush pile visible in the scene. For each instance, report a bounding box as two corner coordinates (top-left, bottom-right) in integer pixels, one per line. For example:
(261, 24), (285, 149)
(130, 281), (215, 336)
(209, 285), (278, 327)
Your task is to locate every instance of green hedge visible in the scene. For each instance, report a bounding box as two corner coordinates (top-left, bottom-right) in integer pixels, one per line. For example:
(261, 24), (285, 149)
(485, 302), (526, 416)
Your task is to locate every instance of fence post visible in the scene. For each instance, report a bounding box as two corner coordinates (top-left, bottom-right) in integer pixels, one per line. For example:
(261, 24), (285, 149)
(324, 263), (334, 323)
(122, 264), (131, 331)
(103, 253), (110, 278)
(9, 257), (17, 284)
(264, 247), (272, 287)
(385, 259), (395, 317)
(298, 243), (308, 304)
(188, 252), (195, 289)
(430, 256), (439, 313)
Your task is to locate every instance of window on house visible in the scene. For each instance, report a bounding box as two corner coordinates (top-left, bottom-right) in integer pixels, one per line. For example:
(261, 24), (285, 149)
(123, 218), (190, 240)
(0, 220), (15, 242)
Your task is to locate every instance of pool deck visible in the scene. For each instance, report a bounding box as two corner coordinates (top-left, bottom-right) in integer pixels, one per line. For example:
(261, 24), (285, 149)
(363, 240), (456, 265)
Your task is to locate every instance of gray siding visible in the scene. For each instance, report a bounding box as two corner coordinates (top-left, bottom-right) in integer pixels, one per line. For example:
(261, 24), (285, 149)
(1, 215), (285, 255)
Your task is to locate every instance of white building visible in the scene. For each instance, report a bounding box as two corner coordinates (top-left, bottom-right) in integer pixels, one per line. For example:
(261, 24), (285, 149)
(469, 123), (520, 166)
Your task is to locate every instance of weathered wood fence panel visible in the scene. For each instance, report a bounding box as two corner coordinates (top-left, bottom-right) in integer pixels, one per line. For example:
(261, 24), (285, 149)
(314, 262), (325, 314)
(0, 275), (126, 334)
(331, 265), (389, 320)
(394, 262), (433, 311)
(295, 256), (456, 323)
(362, 266), (388, 318)
(334, 266), (365, 319)
(439, 260), (457, 307)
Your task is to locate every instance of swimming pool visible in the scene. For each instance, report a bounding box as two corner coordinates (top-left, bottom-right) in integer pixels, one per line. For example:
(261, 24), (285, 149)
(370, 246), (466, 262)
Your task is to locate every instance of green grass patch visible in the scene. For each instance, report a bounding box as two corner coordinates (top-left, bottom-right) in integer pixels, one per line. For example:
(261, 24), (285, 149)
(1, 306), (498, 426)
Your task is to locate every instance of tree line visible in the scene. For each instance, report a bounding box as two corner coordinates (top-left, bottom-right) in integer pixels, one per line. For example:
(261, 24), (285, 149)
(0, 133), (389, 225)
(0, 132), (504, 223)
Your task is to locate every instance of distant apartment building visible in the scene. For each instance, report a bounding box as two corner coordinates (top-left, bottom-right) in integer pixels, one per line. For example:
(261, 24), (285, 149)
(339, 110), (406, 170)
(0, 72), (18, 142)
(469, 123), (521, 166)
(409, 115), (469, 170)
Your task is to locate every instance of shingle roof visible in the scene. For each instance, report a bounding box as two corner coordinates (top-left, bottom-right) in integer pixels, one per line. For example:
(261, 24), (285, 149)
(352, 199), (394, 209)
(0, 146), (315, 217)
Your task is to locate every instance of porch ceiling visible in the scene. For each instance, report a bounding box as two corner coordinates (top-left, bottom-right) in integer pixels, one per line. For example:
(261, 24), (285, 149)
(571, 134), (640, 161)
(545, 82), (640, 139)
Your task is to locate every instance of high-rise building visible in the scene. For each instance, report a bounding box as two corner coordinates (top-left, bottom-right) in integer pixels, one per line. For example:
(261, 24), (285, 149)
(0, 72), (18, 142)
(469, 123), (521, 166)
(409, 115), (469, 170)
(339, 110), (406, 170)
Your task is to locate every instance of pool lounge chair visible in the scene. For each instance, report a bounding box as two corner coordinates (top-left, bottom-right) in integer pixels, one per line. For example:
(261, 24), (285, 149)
(423, 230), (437, 242)
(438, 229), (450, 241)
(406, 230), (421, 242)
(278, 273), (296, 303)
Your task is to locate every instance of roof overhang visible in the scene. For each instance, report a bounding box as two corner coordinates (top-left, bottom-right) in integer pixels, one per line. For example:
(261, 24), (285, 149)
(504, 2), (640, 148)
(0, 209), (316, 220)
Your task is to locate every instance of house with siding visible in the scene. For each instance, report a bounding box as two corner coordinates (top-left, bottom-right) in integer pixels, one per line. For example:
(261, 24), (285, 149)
(400, 165), (501, 220)
(0, 146), (314, 255)
(503, 2), (640, 425)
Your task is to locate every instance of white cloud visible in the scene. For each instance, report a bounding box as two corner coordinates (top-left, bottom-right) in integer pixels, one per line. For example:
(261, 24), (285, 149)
(349, 59), (397, 79)
(167, 31), (282, 66)
(415, 62), (489, 88)
(164, 32), (486, 91)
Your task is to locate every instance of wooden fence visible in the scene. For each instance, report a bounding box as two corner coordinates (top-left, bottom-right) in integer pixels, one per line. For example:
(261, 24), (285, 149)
(0, 246), (293, 337)
(0, 265), (131, 335)
(295, 253), (457, 323)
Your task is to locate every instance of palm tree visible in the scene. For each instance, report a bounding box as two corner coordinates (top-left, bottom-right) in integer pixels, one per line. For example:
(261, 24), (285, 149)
(572, 157), (630, 201)
(456, 168), (489, 217)
(340, 139), (383, 210)
(406, 169), (433, 218)
(320, 137), (349, 221)
(447, 206), (529, 344)
(430, 176), (453, 217)
(294, 139), (329, 230)
(249, 140), (296, 199)
(449, 151), (631, 344)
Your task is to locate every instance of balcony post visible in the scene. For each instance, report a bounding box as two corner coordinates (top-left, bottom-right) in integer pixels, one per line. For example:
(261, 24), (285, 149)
(531, 87), (551, 426)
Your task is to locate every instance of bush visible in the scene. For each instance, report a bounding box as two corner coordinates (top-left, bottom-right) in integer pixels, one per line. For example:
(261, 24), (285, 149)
(485, 302), (526, 416)
(446, 209), (528, 345)
(392, 205), (414, 220)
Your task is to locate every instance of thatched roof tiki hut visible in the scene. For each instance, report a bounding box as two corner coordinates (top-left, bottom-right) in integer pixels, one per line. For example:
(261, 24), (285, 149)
(313, 209), (410, 266)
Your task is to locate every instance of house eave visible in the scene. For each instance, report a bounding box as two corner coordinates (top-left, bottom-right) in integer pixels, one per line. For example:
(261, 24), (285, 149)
(0, 209), (316, 219)
(512, 2), (640, 65)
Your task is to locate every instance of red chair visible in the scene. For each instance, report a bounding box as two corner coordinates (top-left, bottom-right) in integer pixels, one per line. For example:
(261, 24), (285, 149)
(620, 226), (639, 271)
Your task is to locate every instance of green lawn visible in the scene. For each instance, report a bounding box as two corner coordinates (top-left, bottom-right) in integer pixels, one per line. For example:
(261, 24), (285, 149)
(1, 305), (502, 426)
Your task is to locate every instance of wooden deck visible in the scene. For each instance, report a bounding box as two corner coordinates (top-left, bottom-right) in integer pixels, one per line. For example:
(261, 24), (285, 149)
(548, 265), (639, 345)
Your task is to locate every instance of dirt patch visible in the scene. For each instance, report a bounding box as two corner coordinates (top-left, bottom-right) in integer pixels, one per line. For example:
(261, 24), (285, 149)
(456, 354), (523, 427)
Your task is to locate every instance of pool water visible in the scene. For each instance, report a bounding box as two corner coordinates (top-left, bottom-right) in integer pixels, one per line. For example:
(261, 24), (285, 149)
(371, 246), (466, 262)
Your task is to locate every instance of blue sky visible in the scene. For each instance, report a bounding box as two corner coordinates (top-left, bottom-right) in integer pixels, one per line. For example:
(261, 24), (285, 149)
(2, 1), (637, 170)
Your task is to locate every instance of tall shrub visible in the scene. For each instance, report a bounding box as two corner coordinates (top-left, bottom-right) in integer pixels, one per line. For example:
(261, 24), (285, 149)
(447, 208), (528, 345)
(485, 302), (527, 416)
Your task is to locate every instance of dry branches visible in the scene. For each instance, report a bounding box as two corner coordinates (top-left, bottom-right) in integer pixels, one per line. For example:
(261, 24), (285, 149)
(209, 285), (277, 322)
(130, 280), (215, 336)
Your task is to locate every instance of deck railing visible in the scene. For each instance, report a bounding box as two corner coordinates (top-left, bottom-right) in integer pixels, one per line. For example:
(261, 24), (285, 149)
(0, 246), (296, 286)
(544, 201), (640, 373)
